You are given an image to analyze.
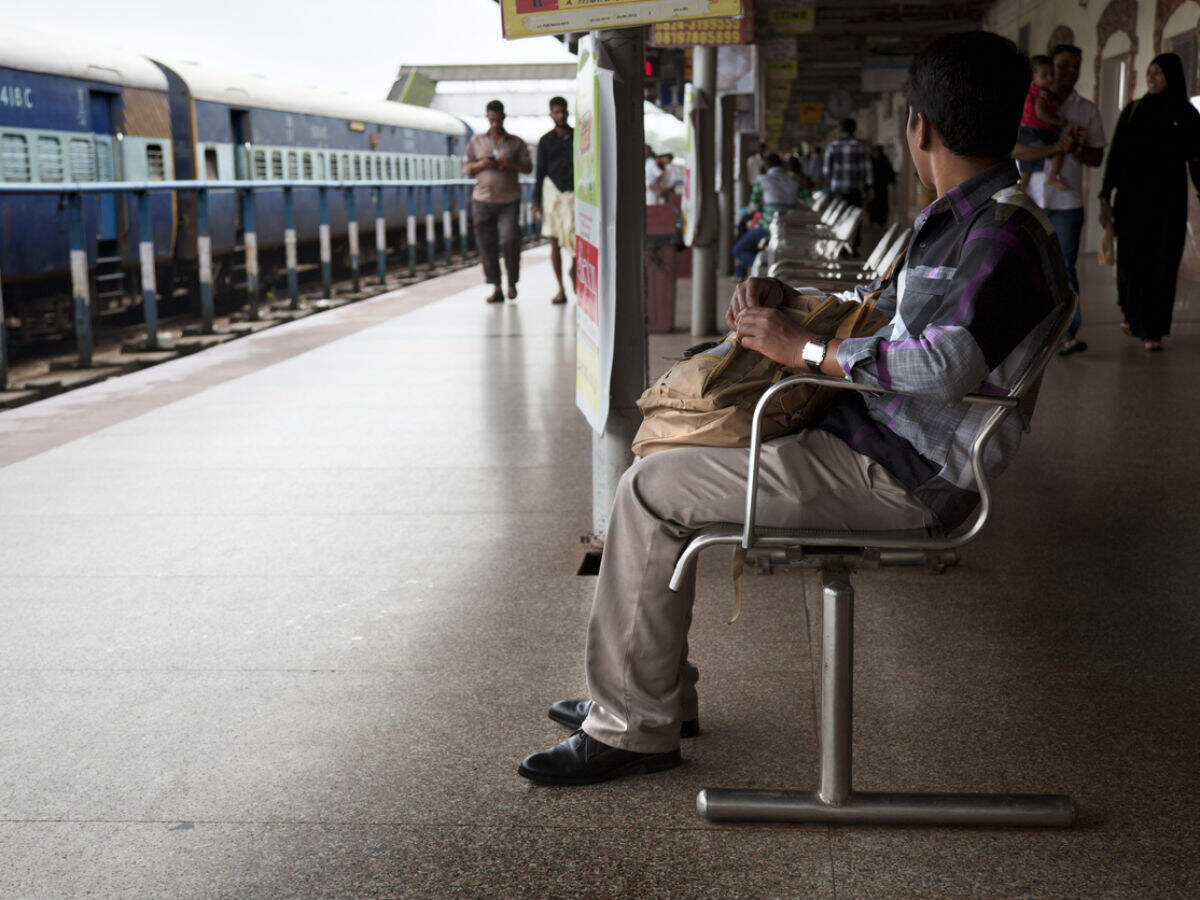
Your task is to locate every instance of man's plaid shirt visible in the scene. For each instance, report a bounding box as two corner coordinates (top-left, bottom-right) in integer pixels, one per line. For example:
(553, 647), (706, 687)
(807, 161), (1071, 528)
(823, 136), (873, 195)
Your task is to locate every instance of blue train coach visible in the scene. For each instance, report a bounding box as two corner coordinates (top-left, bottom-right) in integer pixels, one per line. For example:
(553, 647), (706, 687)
(1, 28), (471, 341)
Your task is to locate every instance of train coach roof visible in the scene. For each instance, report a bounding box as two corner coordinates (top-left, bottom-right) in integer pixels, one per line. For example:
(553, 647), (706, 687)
(3, 27), (169, 91)
(158, 60), (467, 137)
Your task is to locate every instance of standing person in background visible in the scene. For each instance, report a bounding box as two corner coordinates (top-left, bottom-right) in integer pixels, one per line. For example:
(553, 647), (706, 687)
(1013, 44), (1105, 355)
(868, 144), (895, 225)
(823, 119), (873, 251)
(645, 144), (670, 205)
(656, 153), (679, 199)
(533, 96), (575, 305)
(1099, 53), (1200, 351)
(732, 152), (799, 277)
(803, 145), (823, 188)
(745, 141), (768, 184)
(464, 100), (533, 304)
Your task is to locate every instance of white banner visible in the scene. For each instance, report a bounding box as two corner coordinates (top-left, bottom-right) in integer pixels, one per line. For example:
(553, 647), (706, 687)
(574, 37), (618, 434)
(682, 83), (698, 247)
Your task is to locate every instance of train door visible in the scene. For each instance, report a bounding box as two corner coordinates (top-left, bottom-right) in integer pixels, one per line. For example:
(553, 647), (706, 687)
(89, 92), (118, 240)
(231, 110), (250, 180)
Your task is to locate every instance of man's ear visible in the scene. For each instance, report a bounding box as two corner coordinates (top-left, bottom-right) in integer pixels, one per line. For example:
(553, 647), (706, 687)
(913, 112), (934, 152)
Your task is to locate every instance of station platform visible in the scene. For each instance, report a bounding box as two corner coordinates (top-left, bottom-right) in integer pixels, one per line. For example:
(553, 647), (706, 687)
(1, 244), (1197, 898)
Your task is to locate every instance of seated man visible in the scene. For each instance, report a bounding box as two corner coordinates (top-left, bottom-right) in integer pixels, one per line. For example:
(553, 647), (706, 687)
(732, 152), (800, 278)
(518, 31), (1071, 786)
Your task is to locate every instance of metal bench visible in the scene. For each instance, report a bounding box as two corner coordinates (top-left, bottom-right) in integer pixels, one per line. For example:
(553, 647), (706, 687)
(667, 294), (1079, 828)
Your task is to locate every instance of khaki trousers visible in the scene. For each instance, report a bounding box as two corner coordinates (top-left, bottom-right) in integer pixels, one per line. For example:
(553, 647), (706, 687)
(581, 429), (934, 753)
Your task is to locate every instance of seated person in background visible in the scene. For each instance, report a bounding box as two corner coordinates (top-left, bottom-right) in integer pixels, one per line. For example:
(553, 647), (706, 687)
(732, 152), (800, 278)
(1018, 55), (1077, 192)
(517, 30), (1070, 787)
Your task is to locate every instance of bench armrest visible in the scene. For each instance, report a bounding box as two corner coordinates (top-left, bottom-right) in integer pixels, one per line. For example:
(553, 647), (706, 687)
(742, 374), (1019, 551)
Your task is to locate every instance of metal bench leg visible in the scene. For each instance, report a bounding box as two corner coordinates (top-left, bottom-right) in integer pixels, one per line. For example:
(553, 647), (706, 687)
(697, 562), (1075, 827)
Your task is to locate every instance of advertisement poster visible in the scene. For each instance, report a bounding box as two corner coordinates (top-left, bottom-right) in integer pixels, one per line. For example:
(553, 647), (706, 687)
(764, 0), (814, 35)
(681, 83), (698, 246)
(574, 38), (618, 433)
(502, 0), (744, 39)
(650, 0), (752, 46)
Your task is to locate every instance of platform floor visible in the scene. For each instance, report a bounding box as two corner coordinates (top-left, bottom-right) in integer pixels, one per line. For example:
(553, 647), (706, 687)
(1, 245), (1197, 898)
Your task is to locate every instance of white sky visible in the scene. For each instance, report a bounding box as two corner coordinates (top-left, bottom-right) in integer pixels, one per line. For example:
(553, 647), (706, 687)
(16, 0), (681, 139)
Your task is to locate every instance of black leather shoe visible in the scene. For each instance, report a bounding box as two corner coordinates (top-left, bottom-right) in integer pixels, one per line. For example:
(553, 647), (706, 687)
(548, 698), (700, 738)
(517, 730), (682, 785)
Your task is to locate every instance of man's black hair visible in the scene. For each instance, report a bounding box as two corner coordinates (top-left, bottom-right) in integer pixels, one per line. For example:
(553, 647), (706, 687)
(1031, 54), (1054, 70)
(840, 118), (856, 135)
(765, 152), (783, 168)
(549, 96), (568, 110)
(1050, 44), (1083, 60)
(906, 31), (1031, 159)
(486, 99), (505, 114)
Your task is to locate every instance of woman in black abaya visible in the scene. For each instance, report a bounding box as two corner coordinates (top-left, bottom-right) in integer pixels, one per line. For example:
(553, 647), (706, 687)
(1099, 53), (1200, 350)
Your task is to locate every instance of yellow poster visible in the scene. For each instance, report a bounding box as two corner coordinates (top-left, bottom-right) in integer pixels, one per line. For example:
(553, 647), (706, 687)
(765, 0), (813, 35)
(797, 101), (822, 125)
(502, 0), (744, 39)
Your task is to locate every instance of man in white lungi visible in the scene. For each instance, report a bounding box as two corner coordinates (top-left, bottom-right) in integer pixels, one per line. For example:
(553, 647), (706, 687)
(532, 96), (576, 305)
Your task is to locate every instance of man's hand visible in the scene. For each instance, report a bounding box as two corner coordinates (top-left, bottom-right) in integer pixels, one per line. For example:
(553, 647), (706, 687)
(532, 206), (542, 222)
(734, 307), (811, 369)
(725, 276), (787, 330)
(1099, 198), (1114, 230)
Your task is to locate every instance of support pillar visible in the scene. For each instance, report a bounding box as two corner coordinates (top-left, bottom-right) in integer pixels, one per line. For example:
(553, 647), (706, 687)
(136, 190), (158, 349)
(717, 94), (736, 278)
(0, 268), (8, 390)
(318, 186), (333, 297)
(346, 189), (361, 291)
(67, 193), (93, 368)
(690, 45), (717, 337)
(591, 27), (648, 542)
(196, 188), (214, 333)
(284, 186), (299, 308)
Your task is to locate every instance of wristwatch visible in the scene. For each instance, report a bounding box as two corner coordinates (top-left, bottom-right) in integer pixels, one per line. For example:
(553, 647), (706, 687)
(801, 337), (830, 371)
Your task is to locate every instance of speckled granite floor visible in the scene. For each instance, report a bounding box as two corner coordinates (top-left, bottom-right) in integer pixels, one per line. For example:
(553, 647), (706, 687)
(0, 246), (1196, 898)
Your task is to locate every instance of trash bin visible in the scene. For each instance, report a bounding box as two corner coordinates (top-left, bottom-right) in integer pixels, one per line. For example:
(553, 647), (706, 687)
(646, 204), (678, 333)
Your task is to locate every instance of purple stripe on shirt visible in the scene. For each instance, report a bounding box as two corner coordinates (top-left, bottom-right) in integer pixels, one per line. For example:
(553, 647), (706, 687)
(885, 395), (904, 418)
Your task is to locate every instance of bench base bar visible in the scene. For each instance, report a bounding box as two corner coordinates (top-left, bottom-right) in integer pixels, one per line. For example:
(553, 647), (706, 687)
(697, 788), (1075, 827)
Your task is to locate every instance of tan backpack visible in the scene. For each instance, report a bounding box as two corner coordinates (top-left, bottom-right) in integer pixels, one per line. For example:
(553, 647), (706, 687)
(632, 291), (891, 458)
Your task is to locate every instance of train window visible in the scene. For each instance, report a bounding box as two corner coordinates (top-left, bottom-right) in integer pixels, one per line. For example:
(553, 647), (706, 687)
(146, 144), (166, 180)
(302, 152), (313, 179)
(287, 151), (299, 180)
(69, 138), (96, 181)
(253, 149), (267, 180)
(37, 136), (64, 182)
(1, 134), (30, 182)
(341, 154), (349, 180)
(353, 155), (362, 180)
(385, 157), (393, 180)
(204, 147), (219, 180)
(271, 151), (284, 180)
(330, 154), (339, 179)
(317, 153), (326, 179)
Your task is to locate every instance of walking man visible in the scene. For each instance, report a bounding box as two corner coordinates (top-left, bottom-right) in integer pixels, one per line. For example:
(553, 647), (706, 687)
(823, 119), (873, 251)
(1013, 44), (1105, 355)
(463, 100), (533, 303)
(533, 96), (575, 305)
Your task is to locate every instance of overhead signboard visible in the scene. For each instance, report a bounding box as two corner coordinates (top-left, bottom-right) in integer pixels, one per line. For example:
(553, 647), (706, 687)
(650, 14), (751, 46)
(764, 0), (813, 35)
(797, 101), (822, 124)
(501, 0), (745, 40)
(861, 55), (913, 93)
(650, 0), (752, 46)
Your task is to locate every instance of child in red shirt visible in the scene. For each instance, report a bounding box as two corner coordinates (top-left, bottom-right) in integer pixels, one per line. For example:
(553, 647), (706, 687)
(1017, 55), (1077, 192)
